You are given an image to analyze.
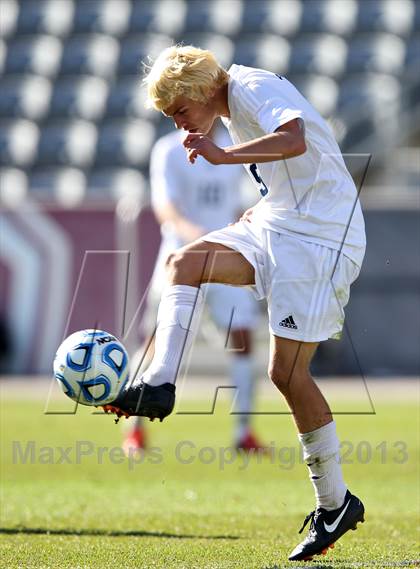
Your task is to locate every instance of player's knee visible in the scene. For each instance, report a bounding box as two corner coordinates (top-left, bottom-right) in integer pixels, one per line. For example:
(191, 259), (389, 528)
(164, 251), (176, 272)
(268, 360), (309, 394)
(268, 361), (290, 394)
(165, 250), (185, 275)
(165, 249), (199, 284)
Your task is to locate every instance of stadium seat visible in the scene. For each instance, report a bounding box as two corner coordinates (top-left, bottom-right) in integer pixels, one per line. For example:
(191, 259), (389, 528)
(292, 75), (339, 117)
(0, 0), (417, 208)
(0, 39), (5, 74)
(415, 0), (420, 29)
(300, 0), (357, 35)
(241, 0), (304, 36)
(29, 166), (87, 205)
(95, 119), (156, 168)
(356, 0), (415, 36)
(265, 0), (303, 36)
(0, 0), (19, 39)
(73, 0), (131, 36)
(0, 119), (39, 167)
(337, 114), (376, 150)
(15, 0), (74, 37)
(289, 34), (347, 77)
(234, 34), (290, 74)
(49, 76), (108, 121)
(405, 35), (420, 105)
(405, 34), (420, 72)
(129, 0), (187, 36)
(106, 78), (156, 120)
(60, 34), (119, 78)
(0, 76), (52, 120)
(0, 167), (28, 207)
(36, 120), (97, 167)
(240, 0), (268, 33)
(338, 73), (401, 117)
(127, 0), (156, 32)
(118, 33), (172, 75)
(346, 33), (406, 75)
(181, 33), (235, 69)
(4, 35), (62, 76)
(88, 168), (147, 201)
(184, 0), (243, 35)
(155, 116), (177, 139)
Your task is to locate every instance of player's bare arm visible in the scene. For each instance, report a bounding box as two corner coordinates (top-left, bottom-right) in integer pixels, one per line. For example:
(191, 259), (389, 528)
(183, 118), (306, 165)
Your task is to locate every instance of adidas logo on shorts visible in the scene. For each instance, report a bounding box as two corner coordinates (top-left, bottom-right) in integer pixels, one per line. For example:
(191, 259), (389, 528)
(279, 315), (298, 330)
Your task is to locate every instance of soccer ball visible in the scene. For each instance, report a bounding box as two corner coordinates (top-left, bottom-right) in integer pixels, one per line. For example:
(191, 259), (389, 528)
(53, 329), (129, 406)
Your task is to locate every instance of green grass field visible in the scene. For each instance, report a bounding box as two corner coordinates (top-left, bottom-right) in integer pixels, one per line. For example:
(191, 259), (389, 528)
(1, 382), (419, 568)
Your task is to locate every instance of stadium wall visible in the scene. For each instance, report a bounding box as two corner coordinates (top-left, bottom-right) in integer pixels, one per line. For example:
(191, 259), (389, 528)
(0, 206), (419, 376)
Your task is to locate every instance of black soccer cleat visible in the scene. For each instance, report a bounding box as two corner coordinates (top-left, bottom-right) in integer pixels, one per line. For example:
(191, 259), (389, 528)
(288, 490), (365, 561)
(107, 381), (176, 422)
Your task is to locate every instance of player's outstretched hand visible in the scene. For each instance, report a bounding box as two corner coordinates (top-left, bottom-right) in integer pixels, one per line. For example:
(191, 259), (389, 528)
(183, 133), (226, 165)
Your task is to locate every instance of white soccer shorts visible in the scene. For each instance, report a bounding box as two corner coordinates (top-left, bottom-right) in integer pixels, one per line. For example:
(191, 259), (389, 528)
(203, 221), (361, 342)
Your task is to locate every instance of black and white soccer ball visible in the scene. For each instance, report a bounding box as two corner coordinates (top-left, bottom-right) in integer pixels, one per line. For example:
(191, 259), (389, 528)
(53, 329), (129, 406)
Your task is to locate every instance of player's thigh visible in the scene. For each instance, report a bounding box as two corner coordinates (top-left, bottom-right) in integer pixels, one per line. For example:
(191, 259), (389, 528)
(173, 240), (256, 286)
(205, 284), (259, 329)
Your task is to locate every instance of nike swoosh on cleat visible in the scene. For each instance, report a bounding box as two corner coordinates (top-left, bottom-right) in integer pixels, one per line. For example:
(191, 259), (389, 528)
(324, 500), (351, 533)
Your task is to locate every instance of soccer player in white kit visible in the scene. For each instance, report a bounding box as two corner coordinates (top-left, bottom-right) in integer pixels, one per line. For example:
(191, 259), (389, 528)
(123, 123), (266, 452)
(104, 46), (366, 561)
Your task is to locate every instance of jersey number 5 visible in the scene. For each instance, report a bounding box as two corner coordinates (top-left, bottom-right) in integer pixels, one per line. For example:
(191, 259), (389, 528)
(249, 164), (269, 197)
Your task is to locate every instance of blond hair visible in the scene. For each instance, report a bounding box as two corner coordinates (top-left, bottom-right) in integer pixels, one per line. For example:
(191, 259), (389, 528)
(143, 45), (229, 111)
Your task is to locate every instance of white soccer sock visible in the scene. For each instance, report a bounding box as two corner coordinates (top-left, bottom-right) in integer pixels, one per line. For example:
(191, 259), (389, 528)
(125, 416), (143, 430)
(230, 354), (254, 442)
(299, 421), (347, 511)
(142, 285), (203, 387)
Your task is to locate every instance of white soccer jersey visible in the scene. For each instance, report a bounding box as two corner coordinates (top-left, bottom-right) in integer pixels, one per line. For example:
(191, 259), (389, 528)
(150, 127), (244, 253)
(222, 65), (366, 267)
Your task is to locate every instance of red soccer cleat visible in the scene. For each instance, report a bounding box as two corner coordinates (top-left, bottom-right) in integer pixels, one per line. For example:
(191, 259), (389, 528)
(235, 431), (268, 453)
(123, 426), (147, 456)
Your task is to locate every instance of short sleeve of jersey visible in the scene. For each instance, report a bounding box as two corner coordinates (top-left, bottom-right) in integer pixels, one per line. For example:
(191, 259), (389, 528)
(235, 70), (304, 134)
(150, 135), (184, 209)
